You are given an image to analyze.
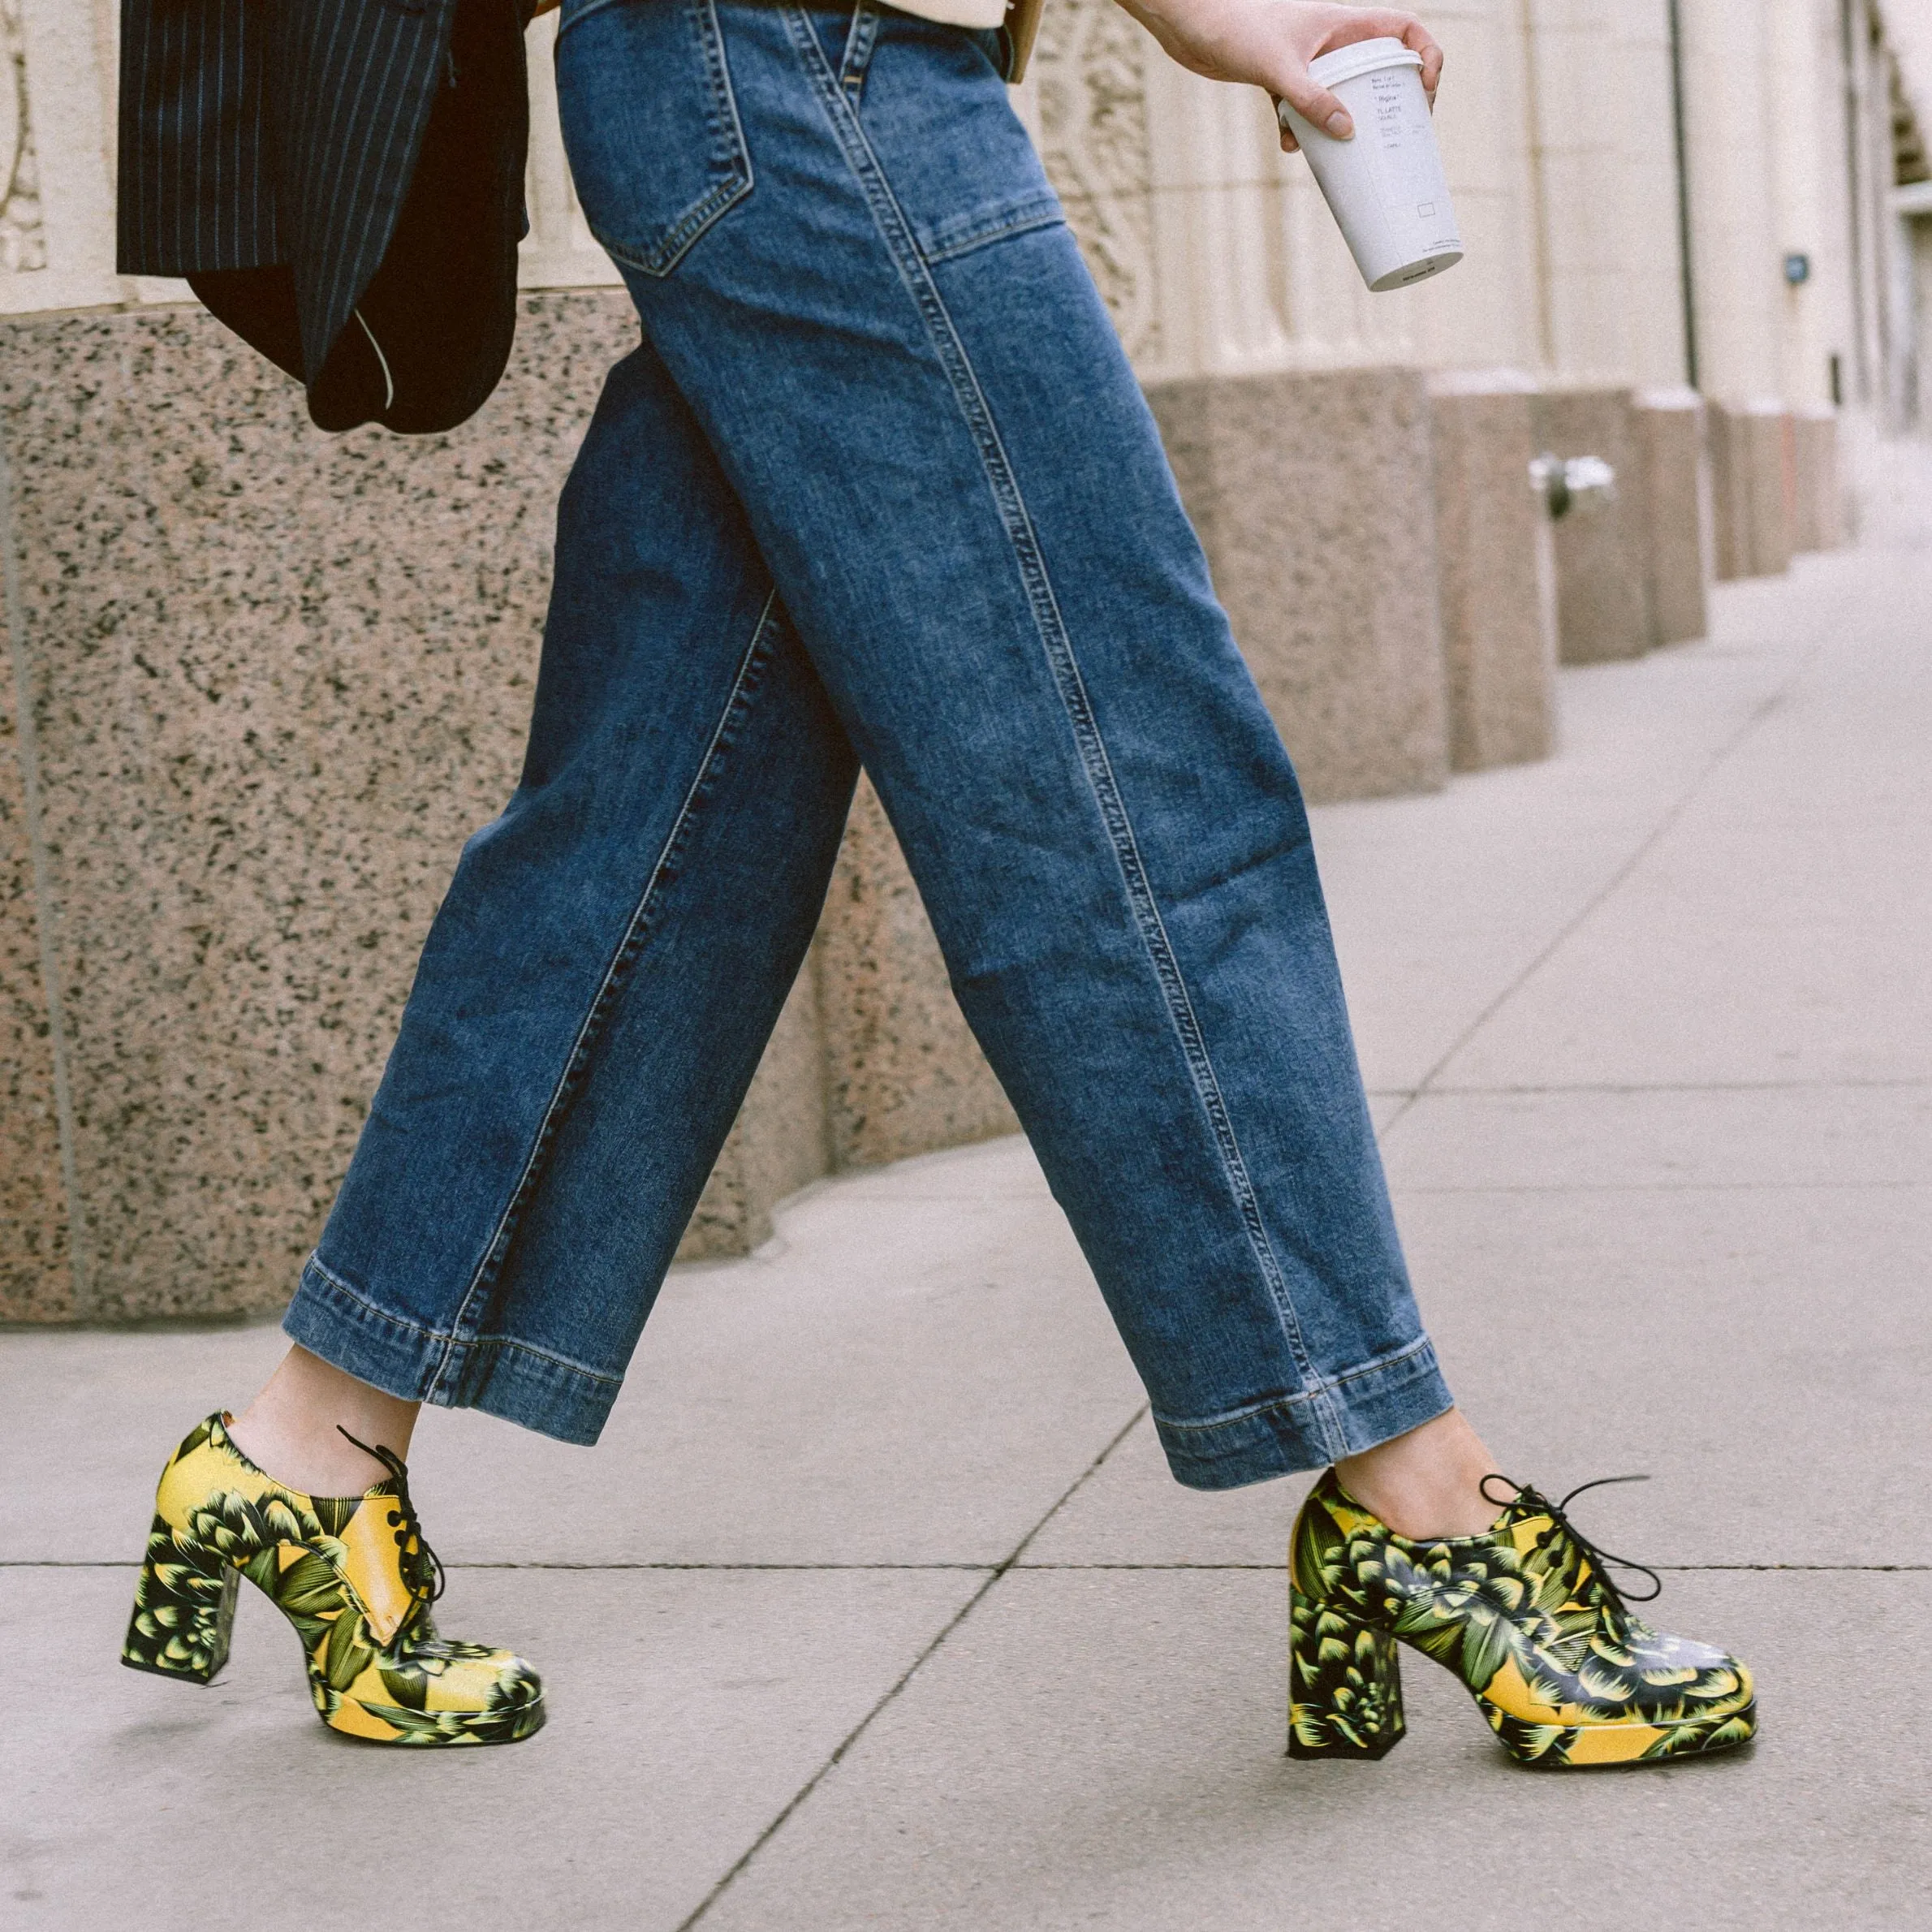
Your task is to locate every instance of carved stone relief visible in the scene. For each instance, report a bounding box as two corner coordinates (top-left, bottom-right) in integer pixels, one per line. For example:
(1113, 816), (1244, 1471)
(1, 0), (45, 274)
(1031, 0), (1158, 364)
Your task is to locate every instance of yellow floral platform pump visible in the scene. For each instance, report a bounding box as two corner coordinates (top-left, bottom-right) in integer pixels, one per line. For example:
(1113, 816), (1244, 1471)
(123, 1414), (543, 1746)
(1289, 1470), (1756, 1769)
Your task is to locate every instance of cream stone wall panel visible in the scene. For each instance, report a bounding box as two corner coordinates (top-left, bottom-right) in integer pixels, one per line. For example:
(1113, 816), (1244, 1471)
(1790, 406), (1843, 552)
(1148, 367), (1449, 803)
(1427, 371), (1557, 771)
(1031, 0), (1161, 368)
(1764, 0), (1849, 408)
(1141, 56), (1295, 380)
(1535, 386), (1653, 663)
(1521, 0), (1633, 382)
(0, 294), (637, 1320)
(1632, 386), (1710, 645)
(675, 965), (830, 1261)
(1, 0), (122, 313)
(1676, 0), (1783, 402)
(1608, 0), (1694, 390)
(813, 777), (1018, 1175)
(0, 619), (69, 1320)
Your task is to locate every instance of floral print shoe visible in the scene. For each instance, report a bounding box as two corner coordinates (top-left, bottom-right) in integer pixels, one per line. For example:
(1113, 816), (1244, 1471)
(1289, 1469), (1755, 1768)
(123, 1413), (543, 1746)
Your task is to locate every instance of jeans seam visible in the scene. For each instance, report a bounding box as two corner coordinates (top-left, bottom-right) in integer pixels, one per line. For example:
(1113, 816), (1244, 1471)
(576, 0), (757, 278)
(425, 589), (784, 1404)
(919, 199), (1064, 265)
(779, 14), (1346, 1461)
(1151, 1335), (1439, 1431)
(300, 1253), (626, 1386)
(838, 0), (879, 93)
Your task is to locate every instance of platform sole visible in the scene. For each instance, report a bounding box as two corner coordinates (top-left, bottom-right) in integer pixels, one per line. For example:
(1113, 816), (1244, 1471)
(1487, 1699), (1757, 1768)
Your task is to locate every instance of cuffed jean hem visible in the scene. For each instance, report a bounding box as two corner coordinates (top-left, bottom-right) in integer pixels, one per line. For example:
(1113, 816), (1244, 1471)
(283, 1255), (620, 1447)
(1152, 1336), (1455, 1491)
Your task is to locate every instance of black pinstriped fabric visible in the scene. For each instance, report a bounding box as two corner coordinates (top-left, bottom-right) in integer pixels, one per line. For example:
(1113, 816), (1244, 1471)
(118, 0), (455, 385)
(117, 0), (279, 270)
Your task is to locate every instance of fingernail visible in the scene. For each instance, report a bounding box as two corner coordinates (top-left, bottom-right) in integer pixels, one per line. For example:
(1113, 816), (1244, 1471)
(1326, 110), (1352, 137)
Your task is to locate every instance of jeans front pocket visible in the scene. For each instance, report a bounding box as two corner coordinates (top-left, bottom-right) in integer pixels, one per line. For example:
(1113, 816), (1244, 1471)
(555, 0), (753, 277)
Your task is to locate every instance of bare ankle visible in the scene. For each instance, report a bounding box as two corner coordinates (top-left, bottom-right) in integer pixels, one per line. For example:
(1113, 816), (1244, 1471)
(1333, 1408), (1508, 1541)
(226, 1346), (422, 1497)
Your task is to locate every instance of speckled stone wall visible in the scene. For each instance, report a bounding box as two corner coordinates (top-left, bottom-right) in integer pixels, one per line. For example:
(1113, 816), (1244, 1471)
(0, 294), (630, 1322)
(1536, 387), (1654, 666)
(0, 586), (70, 1321)
(1791, 408), (1844, 554)
(1710, 401), (1795, 581)
(1633, 389), (1712, 648)
(1427, 372), (1557, 774)
(1147, 368), (1450, 805)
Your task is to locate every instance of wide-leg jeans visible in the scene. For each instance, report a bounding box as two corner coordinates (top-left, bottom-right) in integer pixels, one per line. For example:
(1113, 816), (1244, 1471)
(283, 0), (1454, 1486)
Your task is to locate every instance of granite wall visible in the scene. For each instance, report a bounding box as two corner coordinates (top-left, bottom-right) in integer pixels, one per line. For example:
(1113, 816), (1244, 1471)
(0, 298), (635, 1320)
(1710, 399), (1795, 580)
(1633, 389), (1711, 647)
(1790, 408), (1844, 554)
(1534, 387), (1655, 665)
(1147, 367), (1450, 804)
(1426, 372), (1557, 773)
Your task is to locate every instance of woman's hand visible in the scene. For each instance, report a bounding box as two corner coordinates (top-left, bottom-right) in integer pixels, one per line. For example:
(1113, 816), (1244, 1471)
(1110, 0), (1442, 152)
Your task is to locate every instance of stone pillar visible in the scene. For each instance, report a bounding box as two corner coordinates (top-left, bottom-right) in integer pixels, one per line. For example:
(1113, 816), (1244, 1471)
(0, 295), (678, 1322)
(810, 778), (1017, 1173)
(1148, 367), (1449, 804)
(1675, 0), (1786, 404)
(1709, 399), (1794, 580)
(1632, 387), (1711, 645)
(1428, 370), (1557, 771)
(0, 645), (71, 1319)
(1790, 405), (1844, 552)
(1535, 386), (1653, 664)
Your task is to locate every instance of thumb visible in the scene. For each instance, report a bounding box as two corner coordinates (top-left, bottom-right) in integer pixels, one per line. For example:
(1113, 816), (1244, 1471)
(1275, 73), (1355, 141)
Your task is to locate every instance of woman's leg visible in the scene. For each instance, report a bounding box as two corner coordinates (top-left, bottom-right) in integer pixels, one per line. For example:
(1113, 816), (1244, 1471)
(548, 0), (1483, 1514)
(227, 1346), (420, 1494)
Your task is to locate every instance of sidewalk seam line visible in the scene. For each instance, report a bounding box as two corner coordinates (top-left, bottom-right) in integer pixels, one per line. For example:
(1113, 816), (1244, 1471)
(671, 1404), (1149, 1932)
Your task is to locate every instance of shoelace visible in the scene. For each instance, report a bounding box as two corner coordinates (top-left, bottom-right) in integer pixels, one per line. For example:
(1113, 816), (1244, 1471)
(338, 1426), (446, 1615)
(1480, 1472), (1662, 1616)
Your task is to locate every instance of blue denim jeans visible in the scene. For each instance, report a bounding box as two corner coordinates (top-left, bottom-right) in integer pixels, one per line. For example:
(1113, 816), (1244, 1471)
(282, 0), (1453, 1486)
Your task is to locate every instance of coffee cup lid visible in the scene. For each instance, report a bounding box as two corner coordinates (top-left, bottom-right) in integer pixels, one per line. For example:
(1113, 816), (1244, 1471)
(1307, 37), (1423, 89)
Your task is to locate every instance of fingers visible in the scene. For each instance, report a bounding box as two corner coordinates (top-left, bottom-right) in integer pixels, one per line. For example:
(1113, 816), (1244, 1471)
(1400, 20), (1445, 101)
(1323, 10), (1446, 102)
(1277, 75), (1356, 141)
(1275, 9), (1446, 145)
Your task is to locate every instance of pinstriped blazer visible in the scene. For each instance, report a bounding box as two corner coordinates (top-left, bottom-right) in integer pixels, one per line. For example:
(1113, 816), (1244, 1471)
(118, 0), (535, 433)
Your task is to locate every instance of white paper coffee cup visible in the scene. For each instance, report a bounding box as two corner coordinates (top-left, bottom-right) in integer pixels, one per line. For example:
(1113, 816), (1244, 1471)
(1278, 38), (1463, 293)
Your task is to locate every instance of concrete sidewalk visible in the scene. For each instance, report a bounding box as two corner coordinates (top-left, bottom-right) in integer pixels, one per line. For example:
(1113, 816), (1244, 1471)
(6, 521), (1931, 1928)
